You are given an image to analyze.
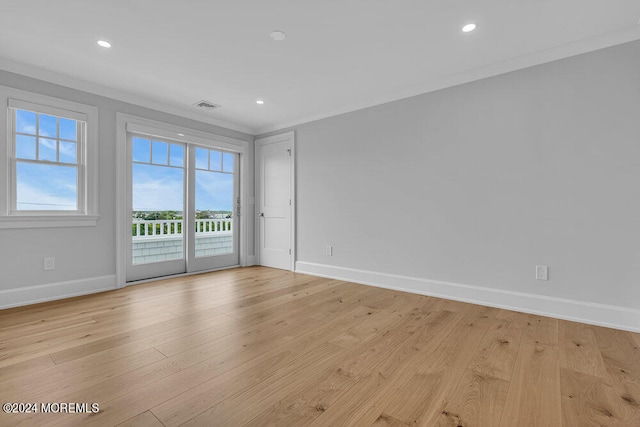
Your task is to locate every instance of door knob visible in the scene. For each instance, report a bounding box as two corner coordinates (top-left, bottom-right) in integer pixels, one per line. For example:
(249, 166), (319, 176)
(259, 213), (264, 217)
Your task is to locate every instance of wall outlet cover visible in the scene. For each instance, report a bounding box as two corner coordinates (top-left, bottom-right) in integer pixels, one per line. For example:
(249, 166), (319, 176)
(536, 265), (548, 281)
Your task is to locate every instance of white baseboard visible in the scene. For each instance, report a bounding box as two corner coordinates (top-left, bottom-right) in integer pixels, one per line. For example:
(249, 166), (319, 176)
(295, 261), (640, 333)
(0, 275), (117, 310)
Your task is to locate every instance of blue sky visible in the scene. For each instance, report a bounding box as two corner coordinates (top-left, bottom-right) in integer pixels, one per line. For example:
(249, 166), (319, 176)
(14, 111), (234, 213)
(132, 138), (234, 212)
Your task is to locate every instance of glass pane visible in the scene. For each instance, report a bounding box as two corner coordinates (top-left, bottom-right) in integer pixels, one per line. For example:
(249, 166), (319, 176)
(170, 143), (184, 167)
(16, 135), (36, 159)
(16, 110), (36, 134)
(59, 141), (77, 164)
(39, 138), (57, 161)
(59, 118), (77, 141)
(209, 150), (221, 171)
(16, 162), (77, 210)
(132, 137), (150, 163)
(222, 152), (234, 173)
(152, 140), (168, 165)
(195, 170), (234, 257)
(38, 114), (57, 138)
(195, 147), (208, 169)
(132, 163), (184, 265)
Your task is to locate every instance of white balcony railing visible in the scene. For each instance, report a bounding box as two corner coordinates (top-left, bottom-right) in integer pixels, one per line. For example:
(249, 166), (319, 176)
(132, 219), (231, 239)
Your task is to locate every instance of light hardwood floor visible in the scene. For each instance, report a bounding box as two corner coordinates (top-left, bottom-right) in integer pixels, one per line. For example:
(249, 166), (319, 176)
(0, 267), (639, 426)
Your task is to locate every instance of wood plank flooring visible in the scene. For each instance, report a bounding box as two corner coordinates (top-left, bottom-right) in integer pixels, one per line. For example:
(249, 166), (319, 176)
(0, 266), (639, 426)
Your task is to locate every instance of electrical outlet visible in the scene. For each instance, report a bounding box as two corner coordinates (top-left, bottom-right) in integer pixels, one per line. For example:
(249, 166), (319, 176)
(326, 245), (333, 256)
(44, 257), (55, 271)
(536, 265), (548, 281)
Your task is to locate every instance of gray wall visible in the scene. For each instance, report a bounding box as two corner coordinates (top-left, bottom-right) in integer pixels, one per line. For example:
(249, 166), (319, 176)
(265, 40), (640, 310)
(0, 70), (253, 291)
(3, 39), (639, 315)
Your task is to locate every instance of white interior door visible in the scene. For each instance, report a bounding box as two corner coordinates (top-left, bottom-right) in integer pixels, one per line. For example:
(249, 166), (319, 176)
(256, 132), (294, 270)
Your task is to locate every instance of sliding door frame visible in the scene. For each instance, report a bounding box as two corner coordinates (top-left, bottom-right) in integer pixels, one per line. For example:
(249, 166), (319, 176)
(126, 133), (187, 282)
(186, 146), (240, 273)
(116, 113), (250, 288)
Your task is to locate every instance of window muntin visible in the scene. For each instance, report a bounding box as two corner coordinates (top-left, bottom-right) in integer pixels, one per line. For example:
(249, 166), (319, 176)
(10, 107), (85, 212)
(194, 147), (234, 173)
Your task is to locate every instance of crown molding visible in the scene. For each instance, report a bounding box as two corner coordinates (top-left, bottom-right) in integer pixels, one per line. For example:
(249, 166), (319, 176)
(255, 25), (640, 135)
(0, 58), (256, 135)
(2, 24), (639, 137)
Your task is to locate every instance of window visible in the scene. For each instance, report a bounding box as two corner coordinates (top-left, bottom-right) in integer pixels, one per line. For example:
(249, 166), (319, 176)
(0, 86), (98, 228)
(12, 108), (83, 211)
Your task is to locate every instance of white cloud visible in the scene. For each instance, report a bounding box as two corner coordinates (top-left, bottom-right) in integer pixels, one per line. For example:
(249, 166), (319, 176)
(133, 167), (184, 211)
(195, 171), (233, 211)
(17, 181), (76, 210)
(131, 165), (234, 212)
(19, 124), (36, 134)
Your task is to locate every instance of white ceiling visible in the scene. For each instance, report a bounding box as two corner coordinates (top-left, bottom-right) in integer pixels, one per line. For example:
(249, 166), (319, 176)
(1, 1), (640, 135)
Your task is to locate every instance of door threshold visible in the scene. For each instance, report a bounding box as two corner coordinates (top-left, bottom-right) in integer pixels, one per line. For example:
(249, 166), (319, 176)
(126, 264), (241, 286)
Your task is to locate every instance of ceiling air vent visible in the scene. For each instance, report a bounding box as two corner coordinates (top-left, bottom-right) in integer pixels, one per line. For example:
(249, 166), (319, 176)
(193, 100), (221, 110)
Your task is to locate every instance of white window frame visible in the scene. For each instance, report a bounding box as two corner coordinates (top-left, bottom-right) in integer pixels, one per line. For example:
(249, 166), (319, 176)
(0, 86), (99, 228)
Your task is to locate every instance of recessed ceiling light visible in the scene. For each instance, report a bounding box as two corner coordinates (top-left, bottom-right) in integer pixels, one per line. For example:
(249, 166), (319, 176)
(462, 23), (477, 33)
(97, 40), (112, 48)
(256, 100), (265, 105)
(178, 133), (184, 137)
(270, 30), (286, 41)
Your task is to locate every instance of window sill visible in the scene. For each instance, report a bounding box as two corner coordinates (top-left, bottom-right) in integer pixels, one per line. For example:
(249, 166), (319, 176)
(0, 215), (99, 229)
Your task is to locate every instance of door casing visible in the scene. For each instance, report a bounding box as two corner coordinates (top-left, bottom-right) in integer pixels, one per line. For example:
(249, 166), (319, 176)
(116, 113), (250, 288)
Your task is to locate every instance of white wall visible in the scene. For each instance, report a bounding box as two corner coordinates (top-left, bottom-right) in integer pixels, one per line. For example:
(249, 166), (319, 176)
(0, 70), (253, 305)
(264, 40), (640, 330)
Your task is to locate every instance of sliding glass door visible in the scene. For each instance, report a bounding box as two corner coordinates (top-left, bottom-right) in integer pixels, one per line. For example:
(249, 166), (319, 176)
(126, 133), (239, 282)
(187, 146), (239, 272)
